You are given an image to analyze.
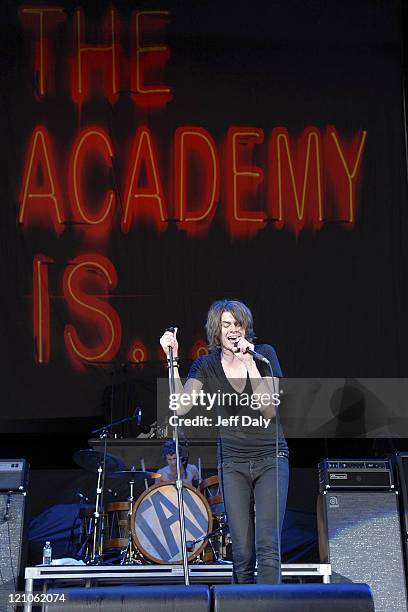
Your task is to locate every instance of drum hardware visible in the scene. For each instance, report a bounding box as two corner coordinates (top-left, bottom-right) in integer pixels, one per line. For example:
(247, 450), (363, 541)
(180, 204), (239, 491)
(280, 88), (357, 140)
(131, 482), (212, 564)
(140, 458), (149, 491)
(104, 500), (142, 564)
(119, 477), (140, 565)
(76, 506), (97, 562)
(72, 449), (126, 474)
(72, 448), (162, 565)
(91, 460), (105, 563)
(199, 475), (225, 516)
(213, 513), (232, 564)
(187, 517), (232, 564)
(198, 476), (232, 563)
(105, 466), (161, 563)
(72, 409), (136, 564)
(81, 409), (144, 563)
(72, 445), (126, 564)
(105, 502), (130, 551)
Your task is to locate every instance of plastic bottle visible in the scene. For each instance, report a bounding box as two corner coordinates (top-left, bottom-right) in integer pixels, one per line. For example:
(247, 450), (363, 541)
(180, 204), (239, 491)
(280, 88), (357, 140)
(42, 541), (52, 565)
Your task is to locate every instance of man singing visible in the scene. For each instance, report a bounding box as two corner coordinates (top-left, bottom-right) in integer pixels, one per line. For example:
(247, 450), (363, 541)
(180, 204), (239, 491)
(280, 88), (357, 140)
(160, 299), (288, 583)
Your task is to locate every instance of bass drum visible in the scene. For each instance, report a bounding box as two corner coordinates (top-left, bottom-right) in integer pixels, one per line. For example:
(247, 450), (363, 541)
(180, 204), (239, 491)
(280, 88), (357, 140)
(131, 482), (212, 564)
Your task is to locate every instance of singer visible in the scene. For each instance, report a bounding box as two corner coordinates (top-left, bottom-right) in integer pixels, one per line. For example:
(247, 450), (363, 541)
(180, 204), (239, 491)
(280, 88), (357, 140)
(159, 299), (289, 583)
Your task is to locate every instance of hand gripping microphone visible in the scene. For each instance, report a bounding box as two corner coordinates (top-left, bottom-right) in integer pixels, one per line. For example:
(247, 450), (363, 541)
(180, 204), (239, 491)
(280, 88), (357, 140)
(234, 342), (269, 364)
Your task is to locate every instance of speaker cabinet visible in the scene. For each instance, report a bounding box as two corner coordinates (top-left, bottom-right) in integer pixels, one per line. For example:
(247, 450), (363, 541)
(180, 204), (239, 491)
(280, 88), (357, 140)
(45, 585), (210, 612)
(0, 492), (28, 607)
(317, 490), (407, 612)
(211, 584), (374, 612)
(394, 453), (408, 535)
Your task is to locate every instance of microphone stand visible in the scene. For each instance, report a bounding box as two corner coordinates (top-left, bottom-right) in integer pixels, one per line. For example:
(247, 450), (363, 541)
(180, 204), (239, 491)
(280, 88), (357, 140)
(241, 344), (283, 581)
(265, 358), (282, 583)
(168, 343), (190, 585)
(91, 409), (142, 436)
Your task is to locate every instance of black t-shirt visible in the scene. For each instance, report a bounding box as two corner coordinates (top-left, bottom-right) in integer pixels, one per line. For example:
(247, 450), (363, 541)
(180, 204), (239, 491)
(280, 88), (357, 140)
(187, 345), (288, 461)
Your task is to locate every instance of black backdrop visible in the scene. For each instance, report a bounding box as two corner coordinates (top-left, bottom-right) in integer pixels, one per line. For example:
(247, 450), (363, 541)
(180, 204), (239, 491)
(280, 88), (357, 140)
(0, 0), (407, 441)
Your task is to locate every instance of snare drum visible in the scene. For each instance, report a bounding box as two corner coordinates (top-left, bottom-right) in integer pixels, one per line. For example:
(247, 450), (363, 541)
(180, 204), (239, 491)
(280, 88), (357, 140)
(131, 482), (212, 564)
(105, 501), (130, 550)
(199, 475), (225, 515)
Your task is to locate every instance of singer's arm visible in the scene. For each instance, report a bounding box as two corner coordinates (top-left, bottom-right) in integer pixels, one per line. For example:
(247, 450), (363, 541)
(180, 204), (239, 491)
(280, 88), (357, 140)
(168, 363), (203, 415)
(235, 338), (280, 418)
(160, 328), (203, 415)
(246, 360), (279, 418)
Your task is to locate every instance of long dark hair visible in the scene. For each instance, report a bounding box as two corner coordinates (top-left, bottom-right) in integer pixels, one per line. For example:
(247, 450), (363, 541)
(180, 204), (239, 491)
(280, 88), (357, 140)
(205, 299), (256, 351)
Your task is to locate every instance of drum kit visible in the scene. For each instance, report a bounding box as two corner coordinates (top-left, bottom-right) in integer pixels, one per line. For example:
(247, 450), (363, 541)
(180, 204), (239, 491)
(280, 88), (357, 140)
(73, 448), (232, 566)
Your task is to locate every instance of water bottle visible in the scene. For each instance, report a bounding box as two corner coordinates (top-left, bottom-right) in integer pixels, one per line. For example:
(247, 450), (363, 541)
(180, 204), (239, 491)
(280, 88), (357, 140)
(42, 541), (52, 565)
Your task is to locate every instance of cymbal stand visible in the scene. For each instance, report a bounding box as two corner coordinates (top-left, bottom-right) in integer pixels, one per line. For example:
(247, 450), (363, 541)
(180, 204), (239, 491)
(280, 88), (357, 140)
(90, 428), (108, 563)
(120, 476), (141, 565)
(91, 463), (103, 563)
(89, 409), (142, 564)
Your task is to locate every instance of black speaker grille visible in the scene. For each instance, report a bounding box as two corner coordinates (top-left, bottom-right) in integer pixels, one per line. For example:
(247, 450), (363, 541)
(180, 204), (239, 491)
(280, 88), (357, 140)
(0, 493), (27, 609)
(319, 491), (407, 612)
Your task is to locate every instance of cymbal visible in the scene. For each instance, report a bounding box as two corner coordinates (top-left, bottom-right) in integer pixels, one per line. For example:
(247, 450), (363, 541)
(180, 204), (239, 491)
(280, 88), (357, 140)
(73, 449), (126, 473)
(108, 468), (161, 480)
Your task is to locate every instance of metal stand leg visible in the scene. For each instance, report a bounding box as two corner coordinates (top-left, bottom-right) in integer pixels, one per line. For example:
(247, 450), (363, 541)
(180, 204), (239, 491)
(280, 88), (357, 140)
(120, 478), (141, 565)
(91, 465), (103, 563)
(23, 578), (34, 612)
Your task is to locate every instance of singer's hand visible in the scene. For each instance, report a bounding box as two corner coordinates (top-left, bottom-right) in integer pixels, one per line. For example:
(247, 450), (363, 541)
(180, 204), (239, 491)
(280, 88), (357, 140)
(234, 337), (254, 363)
(160, 328), (178, 358)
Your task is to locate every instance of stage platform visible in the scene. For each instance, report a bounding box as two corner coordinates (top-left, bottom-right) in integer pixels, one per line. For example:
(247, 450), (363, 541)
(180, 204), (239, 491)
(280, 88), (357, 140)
(23, 563), (331, 611)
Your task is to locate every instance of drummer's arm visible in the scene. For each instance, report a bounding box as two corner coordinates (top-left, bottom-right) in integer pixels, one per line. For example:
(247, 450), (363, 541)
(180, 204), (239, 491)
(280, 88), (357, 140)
(157, 468), (171, 483)
(191, 464), (200, 489)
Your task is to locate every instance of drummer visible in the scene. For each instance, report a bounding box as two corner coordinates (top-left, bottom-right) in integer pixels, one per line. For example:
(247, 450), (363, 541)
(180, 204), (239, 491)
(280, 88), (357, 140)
(157, 440), (199, 487)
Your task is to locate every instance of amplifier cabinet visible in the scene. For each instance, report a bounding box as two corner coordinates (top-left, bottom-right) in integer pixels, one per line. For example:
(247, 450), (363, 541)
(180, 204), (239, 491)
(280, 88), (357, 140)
(0, 492), (29, 609)
(319, 459), (393, 491)
(394, 453), (408, 536)
(317, 490), (407, 612)
(0, 459), (29, 491)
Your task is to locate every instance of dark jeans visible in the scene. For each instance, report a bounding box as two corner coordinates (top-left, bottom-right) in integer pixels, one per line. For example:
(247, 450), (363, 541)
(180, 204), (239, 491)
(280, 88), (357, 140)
(219, 454), (289, 584)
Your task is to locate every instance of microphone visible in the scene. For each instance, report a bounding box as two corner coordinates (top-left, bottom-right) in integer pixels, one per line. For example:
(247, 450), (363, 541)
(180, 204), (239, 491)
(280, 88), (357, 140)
(166, 326), (178, 361)
(234, 342), (269, 365)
